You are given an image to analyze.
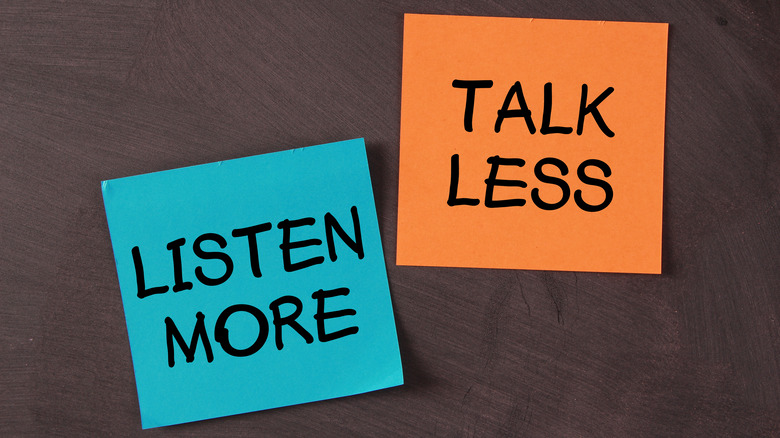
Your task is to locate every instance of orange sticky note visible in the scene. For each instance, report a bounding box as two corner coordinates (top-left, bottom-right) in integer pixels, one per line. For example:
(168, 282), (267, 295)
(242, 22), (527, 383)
(397, 14), (668, 274)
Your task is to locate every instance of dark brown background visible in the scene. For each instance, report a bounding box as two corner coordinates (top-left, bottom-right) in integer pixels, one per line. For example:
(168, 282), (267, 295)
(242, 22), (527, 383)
(1, 1), (778, 436)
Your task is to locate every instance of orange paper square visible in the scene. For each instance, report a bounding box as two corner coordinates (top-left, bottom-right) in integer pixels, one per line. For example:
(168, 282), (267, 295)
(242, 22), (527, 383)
(397, 14), (668, 274)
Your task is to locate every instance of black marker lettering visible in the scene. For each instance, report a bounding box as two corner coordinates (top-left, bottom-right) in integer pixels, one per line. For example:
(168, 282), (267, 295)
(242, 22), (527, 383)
(278, 218), (324, 272)
(132, 246), (169, 299)
(495, 81), (536, 134)
(324, 206), (364, 262)
(575, 159), (613, 212)
(312, 288), (358, 342)
(577, 85), (615, 137)
(452, 79), (493, 132)
(214, 304), (269, 357)
(269, 295), (314, 349)
(485, 156), (527, 207)
(231, 223), (272, 278)
(165, 311), (213, 367)
(193, 233), (234, 286)
(540, 82), (573, 135)
(448, 154), (480, 206)
(166, 238), (193, 293)
(532, 157), (571, 210)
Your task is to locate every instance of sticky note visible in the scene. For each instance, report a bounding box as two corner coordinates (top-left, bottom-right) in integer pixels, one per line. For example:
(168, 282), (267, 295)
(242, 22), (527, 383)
(397, 14), (669, 274)
(102, 139), (403, 428)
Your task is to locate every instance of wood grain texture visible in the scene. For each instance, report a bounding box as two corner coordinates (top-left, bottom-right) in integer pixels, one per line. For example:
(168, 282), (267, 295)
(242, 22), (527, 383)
(1, 0), (778, 436)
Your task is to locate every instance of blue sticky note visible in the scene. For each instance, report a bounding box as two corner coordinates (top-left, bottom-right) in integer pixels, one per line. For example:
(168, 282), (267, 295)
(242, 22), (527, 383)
(102, 139), (403, 429)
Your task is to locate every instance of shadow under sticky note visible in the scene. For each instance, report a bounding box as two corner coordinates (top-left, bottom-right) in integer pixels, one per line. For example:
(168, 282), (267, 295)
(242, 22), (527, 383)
(102, 138), (403, 428)
(397, 14), (669, 274)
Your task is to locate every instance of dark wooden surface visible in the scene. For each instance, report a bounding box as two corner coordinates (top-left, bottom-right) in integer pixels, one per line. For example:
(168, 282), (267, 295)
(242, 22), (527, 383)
(1, 1), (778, 436)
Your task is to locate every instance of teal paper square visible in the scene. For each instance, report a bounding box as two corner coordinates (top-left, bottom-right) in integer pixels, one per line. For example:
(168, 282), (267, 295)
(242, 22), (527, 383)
(102, 138), (403, 428)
